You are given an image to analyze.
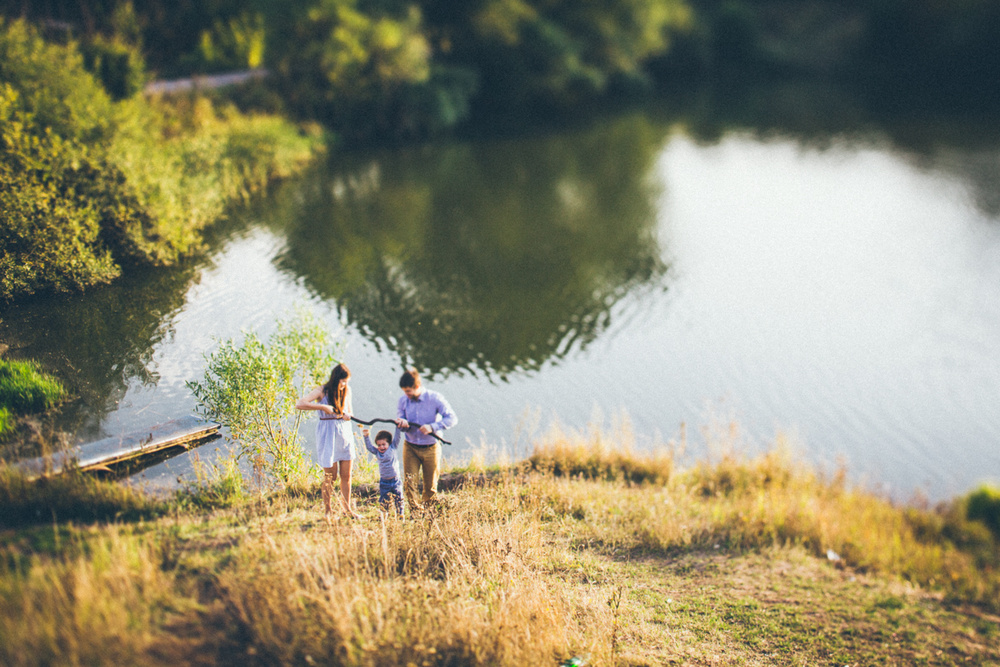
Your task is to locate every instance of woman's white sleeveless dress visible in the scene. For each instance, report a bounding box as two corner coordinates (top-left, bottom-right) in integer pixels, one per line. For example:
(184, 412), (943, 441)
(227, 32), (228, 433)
(316, 394), (356, 467)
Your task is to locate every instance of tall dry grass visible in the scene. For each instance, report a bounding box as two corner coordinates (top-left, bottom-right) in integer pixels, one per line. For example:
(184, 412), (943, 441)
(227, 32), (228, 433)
(0, 529), (182, 666)
(0, 470), (615, 666)
(527, 417), (674, 485)
(214, 476), (611, 665)
(527, 425), (1000, 609)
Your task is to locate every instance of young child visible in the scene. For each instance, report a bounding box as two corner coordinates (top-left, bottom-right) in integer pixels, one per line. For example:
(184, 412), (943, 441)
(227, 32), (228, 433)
(362, 426), (404, 516)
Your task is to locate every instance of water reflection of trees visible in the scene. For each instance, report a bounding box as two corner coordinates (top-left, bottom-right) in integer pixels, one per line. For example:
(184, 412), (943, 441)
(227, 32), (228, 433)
(277, 114), (669, 379)
(0, 264), (198, 440)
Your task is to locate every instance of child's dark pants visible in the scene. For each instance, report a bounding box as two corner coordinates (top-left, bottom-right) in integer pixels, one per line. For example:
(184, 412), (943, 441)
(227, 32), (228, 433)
(379, 477), (404, 515)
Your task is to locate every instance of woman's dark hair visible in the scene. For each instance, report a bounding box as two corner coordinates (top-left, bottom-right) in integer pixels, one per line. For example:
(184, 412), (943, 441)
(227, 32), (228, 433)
(399, 368), (420, 389)
(323, 363), (351, 413)
(375, 430), (393, 444)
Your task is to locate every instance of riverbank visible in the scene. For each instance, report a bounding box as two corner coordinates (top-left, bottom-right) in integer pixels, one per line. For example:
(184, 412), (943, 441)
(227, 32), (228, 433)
(2, 432), (998, 665)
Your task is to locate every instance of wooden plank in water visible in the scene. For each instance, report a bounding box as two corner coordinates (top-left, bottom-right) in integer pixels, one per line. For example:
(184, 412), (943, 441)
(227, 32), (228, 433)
(13, 415), (220, 480)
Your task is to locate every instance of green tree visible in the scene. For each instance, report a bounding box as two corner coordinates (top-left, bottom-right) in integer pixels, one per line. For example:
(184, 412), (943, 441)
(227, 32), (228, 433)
(272, 0), (435, 139)
(0, 18), (116, 143)
(188, 11), (267, 72)
(425, 0), (692, 110)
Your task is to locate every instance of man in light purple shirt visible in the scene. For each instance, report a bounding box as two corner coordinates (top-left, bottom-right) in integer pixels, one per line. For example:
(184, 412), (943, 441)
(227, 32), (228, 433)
(394, 368), (457, 511)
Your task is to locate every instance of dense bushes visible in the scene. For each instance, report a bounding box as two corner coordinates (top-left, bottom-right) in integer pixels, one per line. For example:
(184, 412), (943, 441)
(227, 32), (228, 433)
(0, 19), (117, 143)
(6, 0), (1000, 146)
(0, 86), (122, 297)
(966, 485), (1000, 539)
(0, 19), (140, 297)
(0, 18), (322, 301)
(268, 0), (437, 139)
(103, 94), (320, 266)
(0, 1), (698, 142)
(427, 0), (693, 110)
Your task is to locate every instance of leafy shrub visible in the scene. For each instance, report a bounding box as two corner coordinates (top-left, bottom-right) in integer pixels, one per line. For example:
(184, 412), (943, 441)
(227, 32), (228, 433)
(107, 94), (320, 264)
(0, 359), (65, 414)
(0, 85), (122, 299)
(80, 35), (147, 100)
(185, 11), (267, 73)
(966, 485), (1000, 538)
(428, 0), (691, 113)
(271, 0), (436, 140)
(187, 312), (338, 489)
(0, 18), (116, 144)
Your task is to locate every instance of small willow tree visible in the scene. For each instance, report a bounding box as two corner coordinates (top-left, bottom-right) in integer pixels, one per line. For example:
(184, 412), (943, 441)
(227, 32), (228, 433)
(187, 311), (339, 489)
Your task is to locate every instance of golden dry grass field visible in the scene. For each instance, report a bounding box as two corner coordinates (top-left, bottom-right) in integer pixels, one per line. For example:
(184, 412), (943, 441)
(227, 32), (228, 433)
(1, 426), (998, 666)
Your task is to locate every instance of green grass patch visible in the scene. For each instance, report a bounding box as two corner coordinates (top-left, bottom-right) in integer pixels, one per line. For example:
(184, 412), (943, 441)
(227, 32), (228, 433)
(0, 359), (64, 414)
(0, 407), (12, 439)
(966, 485), (1000, 538)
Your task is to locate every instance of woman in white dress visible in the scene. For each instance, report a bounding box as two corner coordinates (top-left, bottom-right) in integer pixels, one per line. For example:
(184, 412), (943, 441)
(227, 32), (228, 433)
(296, 362), (359, 519)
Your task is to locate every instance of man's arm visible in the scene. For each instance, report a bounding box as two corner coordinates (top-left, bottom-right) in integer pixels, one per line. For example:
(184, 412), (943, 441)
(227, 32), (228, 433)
(431, 392), (457, 432)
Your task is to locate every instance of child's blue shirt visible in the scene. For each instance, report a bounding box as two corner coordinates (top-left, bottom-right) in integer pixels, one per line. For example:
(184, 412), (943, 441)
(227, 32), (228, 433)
(363, 428), (402, 481)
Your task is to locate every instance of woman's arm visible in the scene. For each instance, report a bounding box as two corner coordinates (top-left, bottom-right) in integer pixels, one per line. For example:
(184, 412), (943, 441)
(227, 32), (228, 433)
(295, 387), (334, 414)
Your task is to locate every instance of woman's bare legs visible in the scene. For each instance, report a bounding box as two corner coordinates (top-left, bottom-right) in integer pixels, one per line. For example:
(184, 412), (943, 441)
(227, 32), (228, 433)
(321, 466), (337, 519)
(338, 459), (360, 519)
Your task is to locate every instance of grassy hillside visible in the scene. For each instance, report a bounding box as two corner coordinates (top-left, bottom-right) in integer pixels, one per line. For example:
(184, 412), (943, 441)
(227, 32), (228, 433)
(1, 426), (998, 665)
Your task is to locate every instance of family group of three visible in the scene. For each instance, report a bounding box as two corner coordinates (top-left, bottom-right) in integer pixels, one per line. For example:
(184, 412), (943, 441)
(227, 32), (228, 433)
(295, 364), (457, 520)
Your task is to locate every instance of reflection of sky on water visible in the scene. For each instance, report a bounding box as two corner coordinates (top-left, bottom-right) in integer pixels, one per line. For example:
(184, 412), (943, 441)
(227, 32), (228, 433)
(622, 133), (1000, 499)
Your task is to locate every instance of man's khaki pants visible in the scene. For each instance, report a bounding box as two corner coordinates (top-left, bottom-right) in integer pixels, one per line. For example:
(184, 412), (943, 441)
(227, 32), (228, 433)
(403, 441), (440, 511)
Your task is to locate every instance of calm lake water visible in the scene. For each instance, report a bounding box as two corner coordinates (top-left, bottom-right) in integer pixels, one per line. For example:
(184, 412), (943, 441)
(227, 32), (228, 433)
(4, 84), (1000, 501)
